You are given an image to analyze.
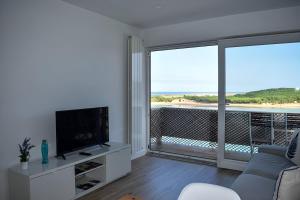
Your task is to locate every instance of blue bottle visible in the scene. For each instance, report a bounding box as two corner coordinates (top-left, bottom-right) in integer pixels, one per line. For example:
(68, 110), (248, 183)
(41, 140), (48, 164)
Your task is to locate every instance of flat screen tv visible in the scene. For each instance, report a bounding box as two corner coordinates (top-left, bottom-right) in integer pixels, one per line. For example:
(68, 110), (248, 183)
(56, 107), (109, 157)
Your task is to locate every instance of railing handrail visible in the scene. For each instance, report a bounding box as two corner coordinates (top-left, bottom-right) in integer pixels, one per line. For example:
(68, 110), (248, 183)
(151, 105), (300, 114)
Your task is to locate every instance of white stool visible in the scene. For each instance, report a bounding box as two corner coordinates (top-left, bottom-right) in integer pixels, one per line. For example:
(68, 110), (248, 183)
(178, 183), (241, 200)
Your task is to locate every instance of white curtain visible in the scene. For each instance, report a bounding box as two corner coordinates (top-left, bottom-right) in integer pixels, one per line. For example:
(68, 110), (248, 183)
(128, 36), (147, 159)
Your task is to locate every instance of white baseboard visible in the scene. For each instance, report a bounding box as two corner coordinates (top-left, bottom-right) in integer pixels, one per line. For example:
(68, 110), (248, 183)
(131, 149), (147, 160)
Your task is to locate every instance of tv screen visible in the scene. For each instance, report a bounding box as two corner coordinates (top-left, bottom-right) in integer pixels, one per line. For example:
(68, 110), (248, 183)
(56, 107), (109, 156)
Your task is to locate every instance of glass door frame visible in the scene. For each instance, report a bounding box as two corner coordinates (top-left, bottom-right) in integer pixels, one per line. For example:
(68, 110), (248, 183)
(146, 41), (218, 161)
(217, 32), (300, 170)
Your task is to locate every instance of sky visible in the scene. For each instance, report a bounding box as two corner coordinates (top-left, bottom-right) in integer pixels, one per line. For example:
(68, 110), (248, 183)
(151, 42), (300, 93)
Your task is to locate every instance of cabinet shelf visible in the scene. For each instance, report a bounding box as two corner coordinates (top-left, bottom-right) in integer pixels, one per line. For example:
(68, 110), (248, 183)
(75, 162), (104, 177)
(75, 176), (105, 197)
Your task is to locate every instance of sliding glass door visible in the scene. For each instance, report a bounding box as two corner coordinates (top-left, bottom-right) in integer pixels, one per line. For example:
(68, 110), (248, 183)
(147, 32), (300, 168)
(149, 44), (219, 160)
(218, 33), (300, 170)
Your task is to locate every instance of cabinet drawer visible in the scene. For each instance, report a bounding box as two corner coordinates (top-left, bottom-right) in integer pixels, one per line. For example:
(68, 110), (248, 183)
(106, 148), (131, 183)
(30, 166), (75, 200)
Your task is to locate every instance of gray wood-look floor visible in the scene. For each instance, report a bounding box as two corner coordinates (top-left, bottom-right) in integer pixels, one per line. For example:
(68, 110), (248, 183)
(80, 154), (240, 200)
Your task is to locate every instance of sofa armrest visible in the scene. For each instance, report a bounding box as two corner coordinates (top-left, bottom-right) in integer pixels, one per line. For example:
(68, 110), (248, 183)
(258, 145), (287, 157)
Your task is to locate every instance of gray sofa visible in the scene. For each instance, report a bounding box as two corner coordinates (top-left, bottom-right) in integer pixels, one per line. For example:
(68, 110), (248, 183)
(231, 145), (295, 200)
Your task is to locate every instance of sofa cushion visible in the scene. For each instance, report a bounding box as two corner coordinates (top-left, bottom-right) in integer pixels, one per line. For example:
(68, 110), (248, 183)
(286, 130), (300, 166)
(231, 174), (276, 200)
(258, 144), (287, 157)
(273, 166), (300, 200)
(244, 153), (295, 179)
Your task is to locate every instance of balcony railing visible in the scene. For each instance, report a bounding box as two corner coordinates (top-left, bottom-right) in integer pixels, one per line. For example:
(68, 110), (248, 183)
(150, 106), (300, 160)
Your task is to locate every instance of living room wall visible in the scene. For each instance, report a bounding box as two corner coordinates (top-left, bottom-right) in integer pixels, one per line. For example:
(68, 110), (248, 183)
(142, 6), (300, 47)
(0, 0), (140, 199)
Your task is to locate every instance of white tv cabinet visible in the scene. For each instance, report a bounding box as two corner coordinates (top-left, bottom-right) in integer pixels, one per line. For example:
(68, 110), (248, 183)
(8, 142), (131, 200)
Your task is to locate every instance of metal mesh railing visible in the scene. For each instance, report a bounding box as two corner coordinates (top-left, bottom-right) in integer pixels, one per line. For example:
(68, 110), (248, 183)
(160, 107), (217, 142)
(150, 107), (218, 159)
(250, 112), (273, 145)
(150, 107), (300, 159)
(273, 113), (287, 145)
(225, 111), (251, 154)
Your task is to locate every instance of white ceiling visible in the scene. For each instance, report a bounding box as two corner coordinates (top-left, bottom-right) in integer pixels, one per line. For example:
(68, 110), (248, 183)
(63, 0), (300, 28)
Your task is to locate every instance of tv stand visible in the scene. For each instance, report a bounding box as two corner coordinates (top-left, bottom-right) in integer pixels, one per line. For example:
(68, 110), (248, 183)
(8, 142), (131, 200)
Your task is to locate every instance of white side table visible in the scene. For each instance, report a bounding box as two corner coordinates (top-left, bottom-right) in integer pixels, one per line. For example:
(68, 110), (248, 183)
(178, 183), (241, 200)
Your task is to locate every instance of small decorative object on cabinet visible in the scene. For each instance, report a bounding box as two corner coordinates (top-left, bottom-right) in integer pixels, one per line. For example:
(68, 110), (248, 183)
(18, 137), (35, 170)
(41, 139), (48, 164)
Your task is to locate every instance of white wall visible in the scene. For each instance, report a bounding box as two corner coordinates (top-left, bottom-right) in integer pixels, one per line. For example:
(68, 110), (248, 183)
(0, 0), (140, 199)
(142, 6), (300, 47)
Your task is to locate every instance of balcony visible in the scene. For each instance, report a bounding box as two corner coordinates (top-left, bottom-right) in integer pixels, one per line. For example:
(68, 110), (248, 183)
(150, 106), (300, 161)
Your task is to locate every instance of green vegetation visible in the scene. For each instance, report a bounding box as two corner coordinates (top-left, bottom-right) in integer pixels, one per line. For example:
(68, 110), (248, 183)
(152, 88), (300, 104)
(230, 88), (300, 104)
(183, 95), (218, 103)
(151, 95), (179, 102)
